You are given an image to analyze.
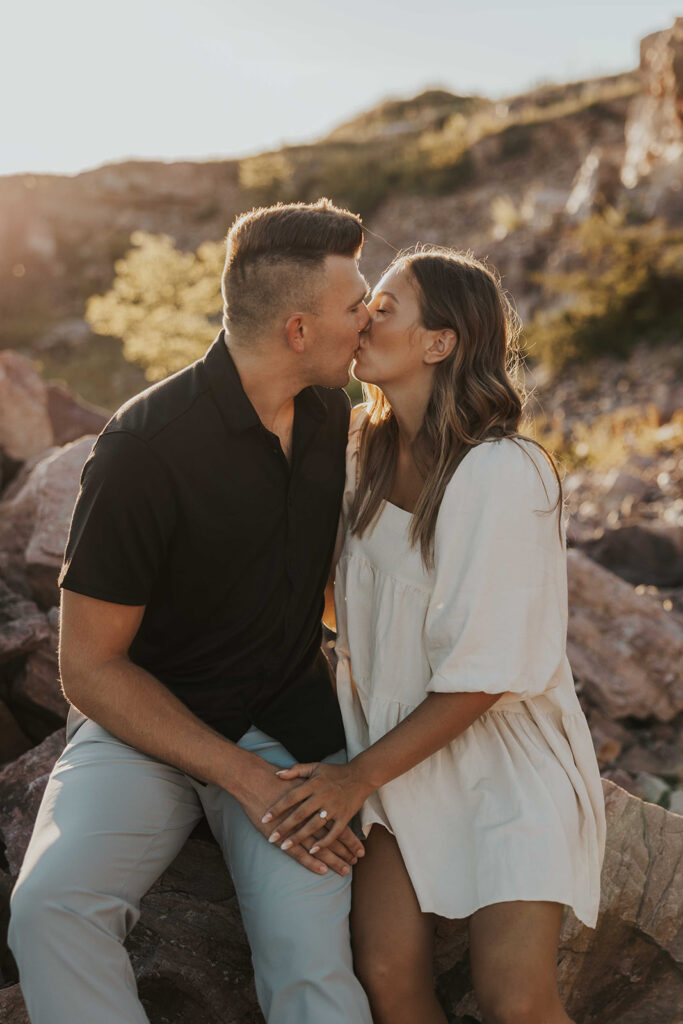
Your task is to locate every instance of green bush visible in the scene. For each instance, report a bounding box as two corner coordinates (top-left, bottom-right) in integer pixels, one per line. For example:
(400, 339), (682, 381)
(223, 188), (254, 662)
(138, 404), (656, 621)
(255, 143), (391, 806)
(523, 212), (683, 370)
(86, 232), (224, 381)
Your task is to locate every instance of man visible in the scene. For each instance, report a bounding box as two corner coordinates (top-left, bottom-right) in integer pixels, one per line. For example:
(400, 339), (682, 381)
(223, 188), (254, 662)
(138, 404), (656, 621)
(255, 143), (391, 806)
(8, 199), (373, 1024)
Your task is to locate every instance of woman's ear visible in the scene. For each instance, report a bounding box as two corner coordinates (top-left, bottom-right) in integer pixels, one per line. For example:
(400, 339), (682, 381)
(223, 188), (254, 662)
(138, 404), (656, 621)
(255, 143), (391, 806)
(424, 328), (457, 365)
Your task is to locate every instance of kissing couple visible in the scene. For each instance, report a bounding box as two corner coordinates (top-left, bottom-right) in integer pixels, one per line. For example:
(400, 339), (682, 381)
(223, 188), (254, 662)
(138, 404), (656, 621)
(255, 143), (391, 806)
(9, 199), (605, 1024)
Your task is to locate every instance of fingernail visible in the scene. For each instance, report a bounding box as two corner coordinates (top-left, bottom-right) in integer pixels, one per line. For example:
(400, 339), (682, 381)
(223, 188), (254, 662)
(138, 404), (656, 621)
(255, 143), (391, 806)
(352, 857), (358, 864)
(319, 865), (328, 874)
(261, 813), (272, 824)
(309, 845), (320, 854)
(280, 839), (293, 851)
(268, 832), (280, 844)
(342, 866), (350, 875)
(275, 770), (287, 776)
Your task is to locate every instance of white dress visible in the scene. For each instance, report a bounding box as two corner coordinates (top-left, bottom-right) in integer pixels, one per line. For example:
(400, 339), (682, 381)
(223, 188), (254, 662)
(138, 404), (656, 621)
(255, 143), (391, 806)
(334, 407), (606, 927)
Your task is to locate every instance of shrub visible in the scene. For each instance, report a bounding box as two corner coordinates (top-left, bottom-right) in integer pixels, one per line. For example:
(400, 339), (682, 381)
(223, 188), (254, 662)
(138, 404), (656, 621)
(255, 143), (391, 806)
(522, 212), (683, 370)
(86, 232), (224, 381)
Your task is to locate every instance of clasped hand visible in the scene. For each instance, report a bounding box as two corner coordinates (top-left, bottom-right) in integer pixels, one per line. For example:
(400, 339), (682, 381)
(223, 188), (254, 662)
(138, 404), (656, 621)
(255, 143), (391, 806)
(261, 761), (372, 855)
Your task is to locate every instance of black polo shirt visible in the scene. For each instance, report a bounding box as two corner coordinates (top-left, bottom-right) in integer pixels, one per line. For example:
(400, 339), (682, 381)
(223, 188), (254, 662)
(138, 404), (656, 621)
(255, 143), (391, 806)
(58, 331), (349, 762)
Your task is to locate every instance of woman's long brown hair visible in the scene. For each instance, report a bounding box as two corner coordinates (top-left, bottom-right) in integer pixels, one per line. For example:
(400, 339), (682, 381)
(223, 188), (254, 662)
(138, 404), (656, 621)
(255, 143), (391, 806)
(349, 246), (564, 567)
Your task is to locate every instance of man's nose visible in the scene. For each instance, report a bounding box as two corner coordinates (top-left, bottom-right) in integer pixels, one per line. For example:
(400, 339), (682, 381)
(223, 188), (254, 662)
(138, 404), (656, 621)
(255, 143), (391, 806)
(359, 304), (371, 332)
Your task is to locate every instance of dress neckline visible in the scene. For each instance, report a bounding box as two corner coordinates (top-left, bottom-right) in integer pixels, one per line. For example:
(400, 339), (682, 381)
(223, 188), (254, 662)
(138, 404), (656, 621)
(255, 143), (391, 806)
(383, 498), (414, 517)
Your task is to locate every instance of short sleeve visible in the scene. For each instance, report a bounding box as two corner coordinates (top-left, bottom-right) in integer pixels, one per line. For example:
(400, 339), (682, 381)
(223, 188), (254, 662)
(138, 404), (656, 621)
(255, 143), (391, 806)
(58, 431), (176, 605)
(424, 438), (567, 699)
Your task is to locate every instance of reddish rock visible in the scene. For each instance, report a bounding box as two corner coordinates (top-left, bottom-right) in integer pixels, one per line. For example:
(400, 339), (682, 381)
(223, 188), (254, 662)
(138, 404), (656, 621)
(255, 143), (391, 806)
(45, 382), (108, 447)
(567, 549), (683, 721)
(0, 437), (96, 609)
(0, 352), (53, 462)
(0, 729), (65, 876)
(10, 608), (66, 722)
(0, 580), (49, 666)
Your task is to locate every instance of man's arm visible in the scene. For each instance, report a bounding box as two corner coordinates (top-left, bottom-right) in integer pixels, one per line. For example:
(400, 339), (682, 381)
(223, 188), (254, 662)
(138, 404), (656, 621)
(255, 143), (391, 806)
(59, 589), (363, 874)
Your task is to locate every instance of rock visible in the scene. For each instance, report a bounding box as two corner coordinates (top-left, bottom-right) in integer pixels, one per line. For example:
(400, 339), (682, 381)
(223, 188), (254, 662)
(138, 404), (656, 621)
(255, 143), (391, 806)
(669, 790), (683, 816)
(0, 700), (32, 764)
(580, 524), (683, 588)
(635, 771), (670, 807)
(45, 382), (108, 447)
(585, 708), (632, 769)
(565, 146), (623, 221)
(0, 352), (54, 462)
(0, 984), (29, 1024)
(621, 18), (683, 191)
(436, 780), (683, 1023)
(34, 318), (93, 353)
(0, 450), (23, 497)
(602, 469), (650, 505)
(0, 580), (49, 665)
(600, 767), (645, 800)
(9, 607), (65, 723)
(0, 729), (65, 876)
(566, 549), (683, 721)
(0, 437), (96, 608)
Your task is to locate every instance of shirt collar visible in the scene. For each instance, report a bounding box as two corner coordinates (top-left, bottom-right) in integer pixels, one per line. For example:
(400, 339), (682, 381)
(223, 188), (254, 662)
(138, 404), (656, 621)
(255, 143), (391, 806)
(202, 330), (327, 434)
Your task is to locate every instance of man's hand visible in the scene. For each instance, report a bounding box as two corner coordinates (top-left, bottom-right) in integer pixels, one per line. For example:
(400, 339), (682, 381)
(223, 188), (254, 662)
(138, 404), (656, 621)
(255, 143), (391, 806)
(238, 757), (364, 877)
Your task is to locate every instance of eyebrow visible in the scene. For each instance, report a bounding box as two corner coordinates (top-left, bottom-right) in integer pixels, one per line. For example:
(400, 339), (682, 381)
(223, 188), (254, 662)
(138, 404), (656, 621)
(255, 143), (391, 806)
(375, 290), (399, 304)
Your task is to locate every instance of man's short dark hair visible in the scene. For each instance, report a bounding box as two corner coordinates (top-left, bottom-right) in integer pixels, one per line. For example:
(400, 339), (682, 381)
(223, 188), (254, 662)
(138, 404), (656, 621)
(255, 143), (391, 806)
(222, 198), (364, 341)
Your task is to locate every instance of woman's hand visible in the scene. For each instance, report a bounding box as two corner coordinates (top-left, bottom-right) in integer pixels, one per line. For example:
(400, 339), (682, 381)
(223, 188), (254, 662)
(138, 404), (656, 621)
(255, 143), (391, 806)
(260, 761), (373, 854)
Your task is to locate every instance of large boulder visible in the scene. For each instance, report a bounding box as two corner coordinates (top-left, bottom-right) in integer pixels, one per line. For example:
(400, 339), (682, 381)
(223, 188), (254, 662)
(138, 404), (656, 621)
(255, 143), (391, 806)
(0, 352), (53, 462)
(566, 549), (683, 721)
(0, 436), (95, 608)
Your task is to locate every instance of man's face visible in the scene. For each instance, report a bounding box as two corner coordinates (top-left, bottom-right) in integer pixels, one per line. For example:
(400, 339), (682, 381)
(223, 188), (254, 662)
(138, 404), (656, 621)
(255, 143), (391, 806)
(305, 255), (370, 388)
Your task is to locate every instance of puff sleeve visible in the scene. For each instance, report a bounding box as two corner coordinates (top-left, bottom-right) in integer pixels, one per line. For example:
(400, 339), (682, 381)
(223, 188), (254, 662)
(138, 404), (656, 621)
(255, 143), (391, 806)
(424, 438), (567, 699)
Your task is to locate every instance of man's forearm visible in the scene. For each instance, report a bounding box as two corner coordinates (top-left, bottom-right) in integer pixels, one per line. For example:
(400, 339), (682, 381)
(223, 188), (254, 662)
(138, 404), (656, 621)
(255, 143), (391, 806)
(62, 656), (266, 805)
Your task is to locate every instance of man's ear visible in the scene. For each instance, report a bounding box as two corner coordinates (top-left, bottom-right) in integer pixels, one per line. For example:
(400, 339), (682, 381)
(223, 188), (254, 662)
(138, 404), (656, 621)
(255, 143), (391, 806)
(284, 313), (307, 354)
(424, 328), (457, 365)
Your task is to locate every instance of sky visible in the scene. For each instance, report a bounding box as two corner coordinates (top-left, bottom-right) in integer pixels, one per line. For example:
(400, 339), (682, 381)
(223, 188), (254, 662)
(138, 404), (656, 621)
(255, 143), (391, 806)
(1, 0), (678, 177)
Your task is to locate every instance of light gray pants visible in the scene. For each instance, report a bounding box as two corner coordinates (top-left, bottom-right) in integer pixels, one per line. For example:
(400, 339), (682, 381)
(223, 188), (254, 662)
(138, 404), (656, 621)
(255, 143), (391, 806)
(8, 709), (372, 1024)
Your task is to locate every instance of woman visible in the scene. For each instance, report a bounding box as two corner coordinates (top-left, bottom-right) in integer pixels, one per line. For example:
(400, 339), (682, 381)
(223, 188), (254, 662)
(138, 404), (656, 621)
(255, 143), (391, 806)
(261, 247), (606, 1024)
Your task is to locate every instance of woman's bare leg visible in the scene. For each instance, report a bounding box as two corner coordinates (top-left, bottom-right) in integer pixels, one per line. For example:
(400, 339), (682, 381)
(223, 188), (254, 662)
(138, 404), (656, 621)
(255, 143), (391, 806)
(350, 825), (446, 1024)
(469, 901), (574, 1024)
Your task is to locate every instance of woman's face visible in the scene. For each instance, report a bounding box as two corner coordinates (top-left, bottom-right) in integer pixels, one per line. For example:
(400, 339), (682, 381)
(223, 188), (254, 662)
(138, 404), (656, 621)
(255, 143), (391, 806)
(353, 265), (429, 389)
